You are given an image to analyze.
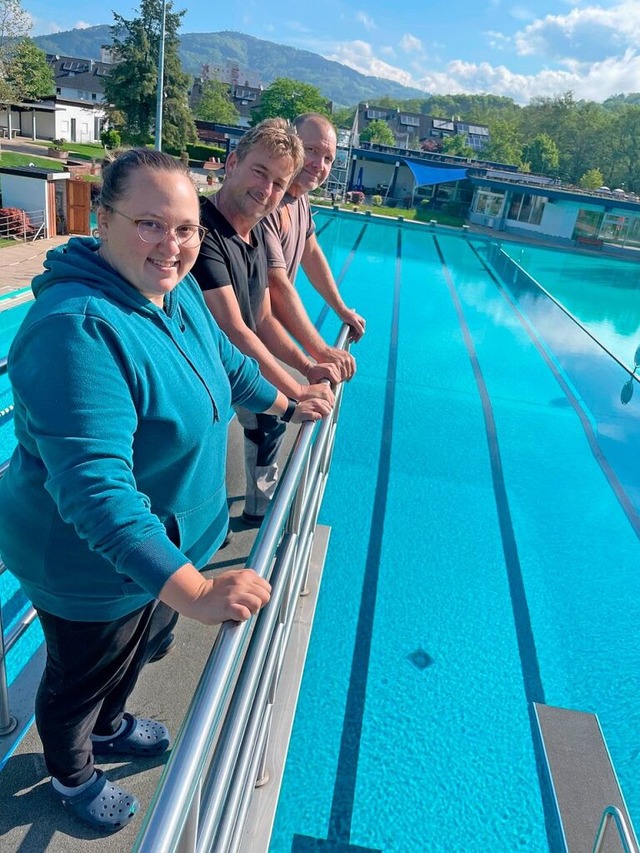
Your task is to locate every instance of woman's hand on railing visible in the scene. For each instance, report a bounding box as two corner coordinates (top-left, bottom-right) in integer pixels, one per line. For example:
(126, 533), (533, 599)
(160, 563), (271, 625)
(291, 396), (333, 424)
(298, 382), (335, 406)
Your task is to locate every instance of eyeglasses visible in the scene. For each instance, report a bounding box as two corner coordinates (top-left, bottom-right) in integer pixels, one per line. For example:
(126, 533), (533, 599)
(109, 207), (207, 247)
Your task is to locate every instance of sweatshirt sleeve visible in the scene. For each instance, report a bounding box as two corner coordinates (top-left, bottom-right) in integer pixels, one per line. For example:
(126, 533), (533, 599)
(9, 310), (189, 593)
(210, 313), (280, 412)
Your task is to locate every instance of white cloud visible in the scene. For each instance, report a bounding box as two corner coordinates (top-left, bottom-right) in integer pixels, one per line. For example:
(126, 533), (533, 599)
(515, 1), (640, 63)
(415, 50), (640, 103)
(325, 40), (417, 87)
(74, 21), (92, 29)
(485, 30), (512, 50)
(399, 33), (422, 53)
(356, 11), (376, 31)
(509, 5), (536, 21)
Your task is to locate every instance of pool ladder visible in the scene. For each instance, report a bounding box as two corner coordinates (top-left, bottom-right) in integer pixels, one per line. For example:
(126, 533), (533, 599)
(593, 806), (637, 853)
(534, 703), (640, 853)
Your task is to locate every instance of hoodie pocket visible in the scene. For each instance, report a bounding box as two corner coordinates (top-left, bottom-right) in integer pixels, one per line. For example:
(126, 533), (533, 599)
(165, 485), (227, 566)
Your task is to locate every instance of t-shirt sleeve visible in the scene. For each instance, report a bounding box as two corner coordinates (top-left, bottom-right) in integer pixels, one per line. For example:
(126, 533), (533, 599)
(191, 231), (233, 291)
(262, 210), (287, 270)
(305, 198), (315, 240)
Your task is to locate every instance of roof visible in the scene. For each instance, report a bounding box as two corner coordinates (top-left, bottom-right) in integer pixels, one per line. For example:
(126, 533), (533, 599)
(47, 54), (113, 96)
(0, 166), (70, 180)
(470, 174), (640, 211)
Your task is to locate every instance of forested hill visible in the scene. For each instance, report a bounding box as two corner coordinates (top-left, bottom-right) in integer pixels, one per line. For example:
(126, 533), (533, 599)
(33, 26), (425, 106)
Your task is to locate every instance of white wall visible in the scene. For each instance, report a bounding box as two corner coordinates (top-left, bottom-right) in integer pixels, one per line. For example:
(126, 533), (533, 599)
(55, 103), (106, 143)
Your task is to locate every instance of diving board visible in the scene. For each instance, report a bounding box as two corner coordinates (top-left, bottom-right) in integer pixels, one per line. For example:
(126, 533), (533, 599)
(534, 703), (639, 852)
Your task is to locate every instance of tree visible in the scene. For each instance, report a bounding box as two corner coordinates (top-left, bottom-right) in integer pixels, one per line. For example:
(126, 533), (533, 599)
(251, 78), (330, 124)
(579, 168), (604, 190)
(332, 105), (356, 128)
(480, 116), (523, 166)
(195, 79), (238, 125)
(103, 0), (196, 150)
(359, 118), (395, 146)
(0, 0), (32, 101)
(5, 39), (54, 101)
(522, 133), (560, 176)
(441, 134), (474, 158)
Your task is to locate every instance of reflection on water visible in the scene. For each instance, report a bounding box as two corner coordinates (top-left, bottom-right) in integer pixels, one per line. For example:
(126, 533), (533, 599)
(506, 245), (640, 365)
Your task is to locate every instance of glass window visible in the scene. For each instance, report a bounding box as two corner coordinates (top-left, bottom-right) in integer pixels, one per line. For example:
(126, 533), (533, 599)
(506, 192), (546, 225)
(572, 209), (603, 239)
(599, 213), (631, 243)
(474, 190), (504, 217)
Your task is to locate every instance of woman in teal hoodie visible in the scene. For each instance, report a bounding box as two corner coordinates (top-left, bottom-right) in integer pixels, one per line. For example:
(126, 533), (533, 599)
(0, 148), (330, 833)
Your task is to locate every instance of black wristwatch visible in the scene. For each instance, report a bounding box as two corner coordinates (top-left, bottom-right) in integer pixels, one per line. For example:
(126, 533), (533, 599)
(280, 398), (298, 422)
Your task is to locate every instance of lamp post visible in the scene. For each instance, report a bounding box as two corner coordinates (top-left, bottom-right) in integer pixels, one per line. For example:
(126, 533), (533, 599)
(154, 0), (167, 151)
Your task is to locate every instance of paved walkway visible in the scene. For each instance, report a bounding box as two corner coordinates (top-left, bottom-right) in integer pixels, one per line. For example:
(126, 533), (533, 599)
(0, 236), (68, 309)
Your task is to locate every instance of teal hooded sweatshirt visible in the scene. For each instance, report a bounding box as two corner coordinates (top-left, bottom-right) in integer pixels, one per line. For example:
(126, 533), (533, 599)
(0, 237), (278, 621)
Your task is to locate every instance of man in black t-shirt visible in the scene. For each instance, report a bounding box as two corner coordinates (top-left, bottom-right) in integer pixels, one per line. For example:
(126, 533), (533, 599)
(192, 119), (339, 525)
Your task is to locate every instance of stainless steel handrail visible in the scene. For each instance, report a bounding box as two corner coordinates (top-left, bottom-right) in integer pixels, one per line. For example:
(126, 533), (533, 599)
(593, 805), (640, 853)
(134, 326), (350, 853)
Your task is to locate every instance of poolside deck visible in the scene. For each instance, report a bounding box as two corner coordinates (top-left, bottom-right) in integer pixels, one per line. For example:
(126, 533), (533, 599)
(0, 413), (324, 851)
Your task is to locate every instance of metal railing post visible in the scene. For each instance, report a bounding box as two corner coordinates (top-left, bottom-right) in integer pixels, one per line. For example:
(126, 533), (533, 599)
(0, 606), (18, 736)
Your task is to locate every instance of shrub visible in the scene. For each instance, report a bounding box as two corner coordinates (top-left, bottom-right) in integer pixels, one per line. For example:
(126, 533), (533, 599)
(0, 207), (35, 237)
(442, 201), (462, 216)
(416, 200), (431, 222)
(100, 128), (121, 149)
(167, 142), (226, 163)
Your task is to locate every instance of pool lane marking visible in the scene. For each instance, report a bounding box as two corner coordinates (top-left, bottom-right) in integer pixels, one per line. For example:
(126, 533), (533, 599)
(314, 224), (368, 334)
(292, 228), (399, 853)
(436, 236), (567, 852)
(433, 235), (545, 704)
(469, 242), (640, 541)
(314, 216), (335, 238)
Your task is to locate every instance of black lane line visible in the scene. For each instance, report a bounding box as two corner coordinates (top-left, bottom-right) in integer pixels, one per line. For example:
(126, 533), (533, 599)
(314, 224), (368, 334)
(433, 237), (564, 852)
(315, 216), (335, 238)
(470, 241), (640, 541)
(292, 229), (400, 853)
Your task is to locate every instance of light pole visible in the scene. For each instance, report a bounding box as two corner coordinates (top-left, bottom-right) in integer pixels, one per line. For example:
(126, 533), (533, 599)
(154, 0), (167, 151)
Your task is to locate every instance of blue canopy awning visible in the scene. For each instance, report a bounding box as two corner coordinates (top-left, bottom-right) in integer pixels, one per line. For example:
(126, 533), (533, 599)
(403, 159), (468, 187)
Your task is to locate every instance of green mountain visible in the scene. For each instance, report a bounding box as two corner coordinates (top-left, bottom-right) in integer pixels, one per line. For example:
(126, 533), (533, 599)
(34, 26), (426, 106)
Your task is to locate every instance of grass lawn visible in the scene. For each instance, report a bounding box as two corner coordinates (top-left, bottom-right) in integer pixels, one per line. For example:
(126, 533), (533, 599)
(29, 140), (103, 161)
(0, 151), (66, 171)
(311, 198), (465, 228)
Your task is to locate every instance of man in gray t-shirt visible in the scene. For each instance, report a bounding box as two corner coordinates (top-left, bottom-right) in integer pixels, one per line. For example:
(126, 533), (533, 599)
(262, 114), (366, 382)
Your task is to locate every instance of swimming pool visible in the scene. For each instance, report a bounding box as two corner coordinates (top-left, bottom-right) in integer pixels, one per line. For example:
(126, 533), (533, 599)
(269, 211), (640, 851)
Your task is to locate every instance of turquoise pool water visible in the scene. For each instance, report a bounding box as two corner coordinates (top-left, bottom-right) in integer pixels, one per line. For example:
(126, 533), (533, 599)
(270, 212), (640, 851)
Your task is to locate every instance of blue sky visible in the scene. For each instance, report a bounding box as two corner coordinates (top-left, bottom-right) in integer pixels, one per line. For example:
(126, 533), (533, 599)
(27, 0), (640, 104)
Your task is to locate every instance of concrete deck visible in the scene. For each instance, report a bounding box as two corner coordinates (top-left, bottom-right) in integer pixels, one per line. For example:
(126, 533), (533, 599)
(0, 412), (318, 851)
(0, 237), (68, 304)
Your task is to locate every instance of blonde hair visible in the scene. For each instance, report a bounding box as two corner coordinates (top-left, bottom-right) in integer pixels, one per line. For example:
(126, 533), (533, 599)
(235, 118), (304, 176)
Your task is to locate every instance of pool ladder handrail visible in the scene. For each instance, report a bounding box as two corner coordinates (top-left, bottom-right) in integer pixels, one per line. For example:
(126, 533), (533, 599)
(593, 805), (639, 853)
